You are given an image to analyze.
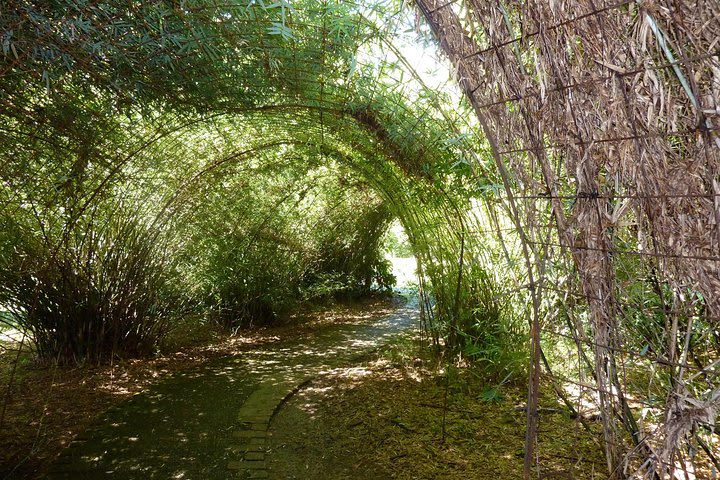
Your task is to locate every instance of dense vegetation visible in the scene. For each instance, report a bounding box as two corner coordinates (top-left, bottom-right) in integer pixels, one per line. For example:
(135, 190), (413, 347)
(3, 1), (717, 477)
(0, 0), (516, 367)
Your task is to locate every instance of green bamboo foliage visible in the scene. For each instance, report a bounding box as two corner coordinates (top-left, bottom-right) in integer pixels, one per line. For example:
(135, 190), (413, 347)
(0, 0), (519, 368)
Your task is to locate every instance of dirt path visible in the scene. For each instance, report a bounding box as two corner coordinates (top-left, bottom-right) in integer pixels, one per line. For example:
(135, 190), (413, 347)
(45, 295), (419, 479)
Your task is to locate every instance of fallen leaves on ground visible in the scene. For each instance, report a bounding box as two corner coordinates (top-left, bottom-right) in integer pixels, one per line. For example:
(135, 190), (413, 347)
(0, 295), (397, 479)
(269, 344), (607, 480)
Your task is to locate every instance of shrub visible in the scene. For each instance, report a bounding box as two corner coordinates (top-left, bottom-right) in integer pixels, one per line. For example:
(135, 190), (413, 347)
(0, 215), (174, 364)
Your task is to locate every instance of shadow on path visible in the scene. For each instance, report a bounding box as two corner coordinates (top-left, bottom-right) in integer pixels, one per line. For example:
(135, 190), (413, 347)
(46, 294), (419, 480)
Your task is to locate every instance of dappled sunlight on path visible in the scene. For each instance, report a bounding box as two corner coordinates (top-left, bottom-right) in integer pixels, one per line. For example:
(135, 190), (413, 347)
(46, 295), (419, 480)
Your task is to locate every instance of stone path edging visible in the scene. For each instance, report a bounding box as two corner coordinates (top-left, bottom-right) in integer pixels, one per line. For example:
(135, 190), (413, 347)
(227, 375), (313, 479)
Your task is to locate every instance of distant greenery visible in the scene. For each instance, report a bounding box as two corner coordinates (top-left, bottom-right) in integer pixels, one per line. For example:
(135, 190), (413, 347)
(0, 311), (17, 331)
(382, 222), (414, 258)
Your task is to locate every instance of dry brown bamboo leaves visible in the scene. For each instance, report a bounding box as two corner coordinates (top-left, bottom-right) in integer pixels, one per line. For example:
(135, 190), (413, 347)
(416, 0), (720, 477)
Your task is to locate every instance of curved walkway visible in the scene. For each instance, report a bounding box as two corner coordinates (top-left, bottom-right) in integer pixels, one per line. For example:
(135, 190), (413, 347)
(47, 295), (419, 479)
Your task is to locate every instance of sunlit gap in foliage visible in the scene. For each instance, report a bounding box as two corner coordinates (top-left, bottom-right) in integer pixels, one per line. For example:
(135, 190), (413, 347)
(381, 219), (418, 289)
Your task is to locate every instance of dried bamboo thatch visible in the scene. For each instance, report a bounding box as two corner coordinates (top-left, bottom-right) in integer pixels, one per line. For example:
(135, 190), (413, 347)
(416, 0), (720, 478)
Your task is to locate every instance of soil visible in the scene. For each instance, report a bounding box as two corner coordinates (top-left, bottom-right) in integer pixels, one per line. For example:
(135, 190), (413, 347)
(2, 294), (611, 480)
(268, 334), (608, 480)
(0, 295), (397, 479)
